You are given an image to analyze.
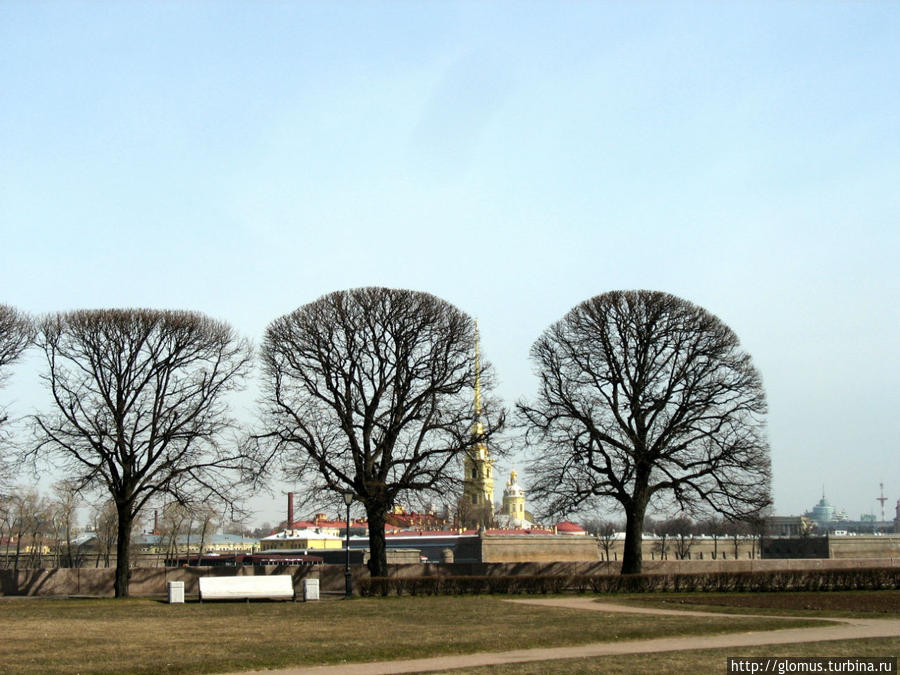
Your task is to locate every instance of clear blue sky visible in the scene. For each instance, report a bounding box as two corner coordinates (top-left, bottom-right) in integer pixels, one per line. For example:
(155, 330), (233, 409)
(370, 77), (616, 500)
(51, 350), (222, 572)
(2, 2), (898, 526)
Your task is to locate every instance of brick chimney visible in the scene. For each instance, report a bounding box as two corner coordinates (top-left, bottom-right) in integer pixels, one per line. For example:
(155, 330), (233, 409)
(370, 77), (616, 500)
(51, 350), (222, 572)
(287, 492), (294, 529)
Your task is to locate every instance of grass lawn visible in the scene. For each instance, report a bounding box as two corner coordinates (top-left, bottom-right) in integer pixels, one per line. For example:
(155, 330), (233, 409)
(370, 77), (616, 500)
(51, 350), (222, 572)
(426, 637), (900, 674)
(0, 595), (822, 674)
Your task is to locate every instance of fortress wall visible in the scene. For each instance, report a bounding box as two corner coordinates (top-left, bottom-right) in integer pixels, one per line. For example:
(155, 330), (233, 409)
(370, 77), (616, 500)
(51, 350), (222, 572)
(480, 535), (601, 563)
(829, 535), (900, 559)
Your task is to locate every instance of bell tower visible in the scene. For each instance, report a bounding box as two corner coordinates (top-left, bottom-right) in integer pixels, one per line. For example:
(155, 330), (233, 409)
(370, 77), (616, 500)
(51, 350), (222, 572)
(501, 470), (526, 520)
(461, 321), (494, 526)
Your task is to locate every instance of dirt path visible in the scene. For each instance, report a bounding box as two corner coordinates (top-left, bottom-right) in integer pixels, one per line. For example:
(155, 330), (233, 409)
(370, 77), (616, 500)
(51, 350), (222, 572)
(229, 597), (900, 675)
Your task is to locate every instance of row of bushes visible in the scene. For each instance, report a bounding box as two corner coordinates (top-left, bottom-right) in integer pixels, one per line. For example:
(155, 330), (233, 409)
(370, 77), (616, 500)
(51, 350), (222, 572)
(357, 567), (900, 597)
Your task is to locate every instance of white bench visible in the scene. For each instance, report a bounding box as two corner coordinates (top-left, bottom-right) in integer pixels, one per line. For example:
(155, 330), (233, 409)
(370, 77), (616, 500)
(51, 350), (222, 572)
(198, 574), (295, 602)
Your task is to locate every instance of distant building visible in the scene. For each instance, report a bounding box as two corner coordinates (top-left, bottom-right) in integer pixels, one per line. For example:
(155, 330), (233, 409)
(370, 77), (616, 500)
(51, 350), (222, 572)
(134, 533), (258, 555)
(386, 504), (449, 531)
(260, 528), (342, 551)
(765, 515), (813, 537)
(495, 470), (538, 530)
(804, 492), (849, 530)
(555, 520), (587, 535)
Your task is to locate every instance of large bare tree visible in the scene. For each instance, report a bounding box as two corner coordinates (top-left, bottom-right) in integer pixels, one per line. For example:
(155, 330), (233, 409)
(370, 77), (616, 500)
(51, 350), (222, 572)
(256, 287), (503, 577)
(0, 305), (34, 489)
(31, 309), (251, 596)
(519, 290), (770, 574)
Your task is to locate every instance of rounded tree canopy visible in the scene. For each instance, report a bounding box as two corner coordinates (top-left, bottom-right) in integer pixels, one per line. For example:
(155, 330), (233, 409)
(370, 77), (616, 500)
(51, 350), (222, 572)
(260, 287), (500, 490)
(32, 307), (253, 502)
(523, 289), (770, 522)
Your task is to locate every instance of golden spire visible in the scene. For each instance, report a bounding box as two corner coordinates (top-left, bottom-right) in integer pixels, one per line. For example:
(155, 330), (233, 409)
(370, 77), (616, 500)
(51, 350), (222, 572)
(474, 319), (482, 419)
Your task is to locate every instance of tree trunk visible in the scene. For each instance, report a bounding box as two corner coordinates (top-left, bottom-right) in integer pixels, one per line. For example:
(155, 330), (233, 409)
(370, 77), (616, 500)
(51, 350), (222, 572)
(114, 504), (133, 598)
(365, 504), (388, 577)
(620, 500), (648, 575)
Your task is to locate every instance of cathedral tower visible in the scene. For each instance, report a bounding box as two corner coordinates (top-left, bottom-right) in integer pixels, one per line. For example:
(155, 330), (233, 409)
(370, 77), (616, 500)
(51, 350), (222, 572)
(461, 321), (494, 527)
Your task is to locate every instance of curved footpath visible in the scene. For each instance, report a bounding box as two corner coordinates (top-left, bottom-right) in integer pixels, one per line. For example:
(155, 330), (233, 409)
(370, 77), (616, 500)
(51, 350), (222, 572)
(228, 597), (900, 675)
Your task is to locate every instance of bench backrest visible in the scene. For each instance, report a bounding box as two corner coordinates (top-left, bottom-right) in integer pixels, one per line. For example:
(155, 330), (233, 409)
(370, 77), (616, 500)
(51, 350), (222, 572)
(198, 574), (294, 600)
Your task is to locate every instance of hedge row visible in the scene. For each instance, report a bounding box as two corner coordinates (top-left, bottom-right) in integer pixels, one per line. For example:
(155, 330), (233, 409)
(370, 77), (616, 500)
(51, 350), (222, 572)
(358, 574), (571, 597)
(357, 567), (900, 597)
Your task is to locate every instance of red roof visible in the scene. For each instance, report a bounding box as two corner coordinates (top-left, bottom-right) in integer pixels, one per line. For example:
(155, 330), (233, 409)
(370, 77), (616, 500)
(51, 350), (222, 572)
(556, 520), (586, 533)
(385, 511), (447, 529)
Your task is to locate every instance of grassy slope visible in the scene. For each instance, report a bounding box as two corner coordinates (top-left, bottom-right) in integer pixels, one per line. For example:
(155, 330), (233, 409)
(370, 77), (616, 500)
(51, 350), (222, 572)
(0, 595), (821, 674)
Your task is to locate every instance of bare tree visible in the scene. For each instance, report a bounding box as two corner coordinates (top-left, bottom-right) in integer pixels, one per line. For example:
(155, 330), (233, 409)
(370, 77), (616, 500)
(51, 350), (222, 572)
(3, 487), (43, 570)
(652, 532), (670, 560)
(658, 515), (697, 560)
(698, 515), (726, 559)
(0, 305), (34, 489)
(191, 503), (219, 563)
(582, 517), (619, 561)
(89, 499), (118, 568)
(158, 501), (192, 562)
(520, 290), (771, 574)
(50, 480), (82, 568)
(30, 309), (252, 596)
(723, 517), (763, 559)
(256, 287), (504, 577)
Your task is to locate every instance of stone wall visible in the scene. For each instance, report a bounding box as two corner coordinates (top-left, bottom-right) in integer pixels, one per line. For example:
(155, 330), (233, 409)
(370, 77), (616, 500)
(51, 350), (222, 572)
(479, 534), (761, 563)
(762, 537), (830, 559)
(759, 535), (900, 560)
(829, 535), (900, 559)
(480, 535), (601, 563)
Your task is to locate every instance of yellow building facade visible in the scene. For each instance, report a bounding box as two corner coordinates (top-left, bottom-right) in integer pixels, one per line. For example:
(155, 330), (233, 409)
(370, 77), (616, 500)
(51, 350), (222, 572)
(260, 529), (343, 551)
(501, 470), (526, 519)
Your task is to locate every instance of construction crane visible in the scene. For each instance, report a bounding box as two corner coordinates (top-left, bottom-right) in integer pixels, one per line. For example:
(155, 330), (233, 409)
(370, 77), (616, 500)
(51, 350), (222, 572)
(876, 482), (888, 523)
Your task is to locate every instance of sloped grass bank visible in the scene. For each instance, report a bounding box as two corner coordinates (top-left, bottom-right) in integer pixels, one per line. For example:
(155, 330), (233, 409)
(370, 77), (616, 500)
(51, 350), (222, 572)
(0, 595), (820, 674)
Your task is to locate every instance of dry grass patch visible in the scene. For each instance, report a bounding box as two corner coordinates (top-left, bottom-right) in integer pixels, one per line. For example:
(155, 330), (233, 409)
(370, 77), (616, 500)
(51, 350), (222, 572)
(0, 595), (821, 674)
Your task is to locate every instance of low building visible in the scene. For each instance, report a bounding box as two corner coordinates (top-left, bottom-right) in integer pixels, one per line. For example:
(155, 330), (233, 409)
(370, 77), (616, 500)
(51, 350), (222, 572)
(260, 528), (343, 551)
(134, 533), (259, 556)
(764, 515), (813, 537)
(555, 520), (587, 535)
